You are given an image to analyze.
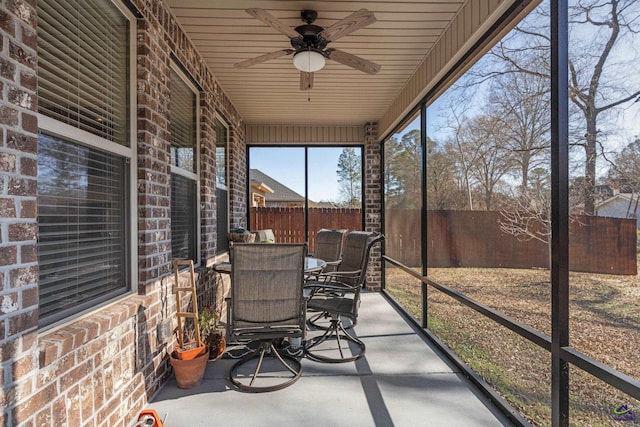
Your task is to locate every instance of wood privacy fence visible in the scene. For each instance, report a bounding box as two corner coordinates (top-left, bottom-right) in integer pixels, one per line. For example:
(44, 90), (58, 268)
(250, 207), (636, 274)
(250, 207), (362, 252)
(386, 209), (637, 275)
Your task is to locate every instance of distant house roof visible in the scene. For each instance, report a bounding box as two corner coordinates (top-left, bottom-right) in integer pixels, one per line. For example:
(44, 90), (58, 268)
(250, 169), (305, 203)
(596, 193), (640, 229)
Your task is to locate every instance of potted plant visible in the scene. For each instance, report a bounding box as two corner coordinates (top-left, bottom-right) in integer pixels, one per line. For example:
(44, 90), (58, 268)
(173, 329), (207, 361)
(199, 305), (226, 360)
(169, 327), (209, 389)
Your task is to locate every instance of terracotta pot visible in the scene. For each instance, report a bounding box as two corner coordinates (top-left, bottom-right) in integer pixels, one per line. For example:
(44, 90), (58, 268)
(174, 344), (206, 361)
(169, 348), (209, 389)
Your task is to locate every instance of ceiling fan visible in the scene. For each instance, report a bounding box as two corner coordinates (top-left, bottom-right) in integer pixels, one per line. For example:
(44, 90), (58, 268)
(234, 8), (381, 90)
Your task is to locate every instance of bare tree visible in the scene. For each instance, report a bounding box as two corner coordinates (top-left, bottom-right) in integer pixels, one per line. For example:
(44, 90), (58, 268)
(606, 138), (640, 192)
(488, 70), (551, 195)
(446, 115), (513, 210)
(477, 0), (640, 214)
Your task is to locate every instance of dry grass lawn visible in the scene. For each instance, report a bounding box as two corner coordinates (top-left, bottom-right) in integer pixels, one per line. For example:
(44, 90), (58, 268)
(385, 260), (640, 427)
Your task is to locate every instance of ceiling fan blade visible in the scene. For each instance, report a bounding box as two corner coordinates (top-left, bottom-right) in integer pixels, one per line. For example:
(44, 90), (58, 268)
(300, 72), (314, 90)
(234, 49), (293, 68)
(327, 49), (381, 74)
(246, 8), (301, 39)
(319, 8), (376, 42)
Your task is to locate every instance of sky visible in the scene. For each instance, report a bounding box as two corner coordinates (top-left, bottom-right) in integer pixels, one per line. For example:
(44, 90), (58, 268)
(249, 146), (354, 202)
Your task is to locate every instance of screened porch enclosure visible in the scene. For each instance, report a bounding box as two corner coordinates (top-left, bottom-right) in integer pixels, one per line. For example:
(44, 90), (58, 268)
(5, 0), (640, 425)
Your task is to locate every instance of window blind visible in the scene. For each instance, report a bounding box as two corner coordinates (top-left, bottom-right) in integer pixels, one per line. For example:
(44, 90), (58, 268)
(37, 134), (128, 324)
(215, 119), (227, 187)
(37, 0), (129, 146)
(171, 174), (197, 261)
(216, 187), (229, 254)
(170, 68), (197, 172)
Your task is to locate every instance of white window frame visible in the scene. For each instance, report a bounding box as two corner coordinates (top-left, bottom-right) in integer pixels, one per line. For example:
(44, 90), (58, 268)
(170, 62), (201, 265)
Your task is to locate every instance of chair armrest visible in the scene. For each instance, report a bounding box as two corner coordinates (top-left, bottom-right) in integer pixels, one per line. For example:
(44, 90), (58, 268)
(316, 270), (361, 282)
(324, 260), (341, 267)
(304, 280), (356, 293)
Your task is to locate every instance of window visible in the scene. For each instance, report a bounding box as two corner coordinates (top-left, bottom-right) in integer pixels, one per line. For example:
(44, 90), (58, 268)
(36, 0), (136, 327)
(215, 118), (229, 254)
(170, 66), (199, 262)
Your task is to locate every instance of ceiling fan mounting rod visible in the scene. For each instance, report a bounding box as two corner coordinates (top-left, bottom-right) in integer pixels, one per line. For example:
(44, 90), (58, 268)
(300, 9), (317, 24)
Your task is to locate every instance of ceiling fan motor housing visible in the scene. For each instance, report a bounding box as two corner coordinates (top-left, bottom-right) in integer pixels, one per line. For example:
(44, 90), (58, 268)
(292, 24), (328, 51)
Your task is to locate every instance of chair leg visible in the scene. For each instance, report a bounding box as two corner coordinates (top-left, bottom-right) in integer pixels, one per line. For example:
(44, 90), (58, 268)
(307, 310), (356, 330)
(304, 316), (365, 363)
(229, 340), (302, 392)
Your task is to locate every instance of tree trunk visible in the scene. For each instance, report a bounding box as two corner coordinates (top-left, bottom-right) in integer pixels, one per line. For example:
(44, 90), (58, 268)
(583, 115), (598, 215)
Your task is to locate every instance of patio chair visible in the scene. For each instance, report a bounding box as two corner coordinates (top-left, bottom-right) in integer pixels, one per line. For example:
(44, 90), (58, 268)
(226, 243), (307, 392)
(307, 228), (345, 276)
(304, 231), (384, 363)
(253, 229), (276, 243)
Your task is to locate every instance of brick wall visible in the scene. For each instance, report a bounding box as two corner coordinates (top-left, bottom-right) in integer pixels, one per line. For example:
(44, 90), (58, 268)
(0, 0), (244, 425)
(0, 0), (39, 426)
(364, 121), (383, 290)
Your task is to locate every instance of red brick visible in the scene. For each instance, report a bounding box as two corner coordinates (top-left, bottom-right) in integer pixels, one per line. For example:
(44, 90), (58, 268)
(13, 382), (56, 424)
(9, 40), (35, 68)
(9, 265), (37, 287)
(12, 353), (35, 381)
(20, 243), (36, 263)
(6, 130), (36, 152)
(20, 24), (37, 49)
(21, 111), (37, 133)
(0, 198), (16, 217)
(93, 370), (105, 408)
(36, 407), (52, 427)
(0, 105), (19, 127)
(19, 157), (36, 177)
(60, 360), (93, 392)
(79, 377), (94, 422)
(0, 246), (17, 265)
(52, 396), (67, 426)
(37, 352), (73, 388)
(98, 394), (124, 427)
(0, 10), (15, 37)
(19, 330), (37, 352)
(66, 384), (81, 426)
(8, 0), (36, 27)
(0, 152), (17, 172)
(8, 309), (37, 334)
(22, 286), (37, 308)
(8, 223), (36, 241)
(0, 58), (16, 81)
(7, 177), (36, 197)
(8, 85), (34, 110)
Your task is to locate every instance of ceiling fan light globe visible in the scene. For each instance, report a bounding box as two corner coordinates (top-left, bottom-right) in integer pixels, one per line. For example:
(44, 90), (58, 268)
(293, 50), (325, 73)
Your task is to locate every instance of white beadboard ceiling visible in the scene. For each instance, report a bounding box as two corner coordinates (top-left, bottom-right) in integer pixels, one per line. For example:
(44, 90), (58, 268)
(165, 1), (470, 127)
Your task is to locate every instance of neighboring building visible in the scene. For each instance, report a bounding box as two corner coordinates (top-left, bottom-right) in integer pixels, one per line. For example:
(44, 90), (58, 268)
(250, 169), (306, 207)
(250, 179), (274, 207)
(596, 193), (640, 229)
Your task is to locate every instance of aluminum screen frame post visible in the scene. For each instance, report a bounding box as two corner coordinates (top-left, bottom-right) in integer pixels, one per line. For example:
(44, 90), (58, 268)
(550, 0), (570, 425)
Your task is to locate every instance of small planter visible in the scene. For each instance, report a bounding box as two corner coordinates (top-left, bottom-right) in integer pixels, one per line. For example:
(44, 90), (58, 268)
(206, 332), (226, 361)
(170, 347), (209, 389)
(174, 343), (207, 361)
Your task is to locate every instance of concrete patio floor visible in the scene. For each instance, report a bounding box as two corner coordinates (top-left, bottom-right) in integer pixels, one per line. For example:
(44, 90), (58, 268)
(145, 292), (516, 427)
